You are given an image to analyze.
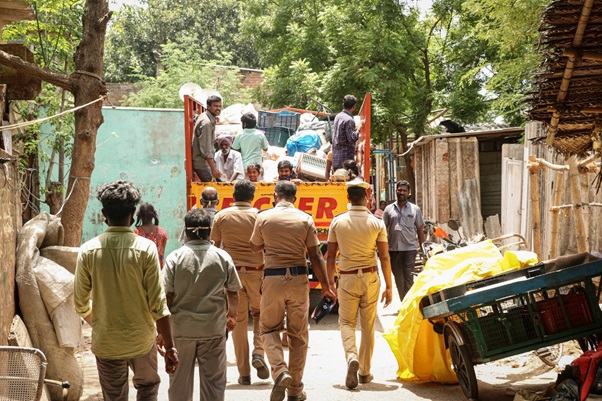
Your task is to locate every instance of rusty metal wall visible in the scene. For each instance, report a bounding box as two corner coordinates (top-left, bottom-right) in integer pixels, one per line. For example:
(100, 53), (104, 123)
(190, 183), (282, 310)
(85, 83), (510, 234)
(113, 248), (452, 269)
(0, 149), (21, 344)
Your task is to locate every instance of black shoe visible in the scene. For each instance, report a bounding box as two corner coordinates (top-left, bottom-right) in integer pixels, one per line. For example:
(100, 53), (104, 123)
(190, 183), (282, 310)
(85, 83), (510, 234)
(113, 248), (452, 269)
(345, 356), (359, 389)
(359, 374), (373, 384)
(238, 375), (251, 385)
(287, 391), (307, 401)
(252, 354), (270, 380)
(270, 371), (292, 401)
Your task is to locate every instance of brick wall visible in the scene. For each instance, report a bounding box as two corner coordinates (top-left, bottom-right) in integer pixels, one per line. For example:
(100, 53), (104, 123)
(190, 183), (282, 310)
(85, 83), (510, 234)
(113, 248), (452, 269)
(0, 148), (21, 345)
(240, 69), (264, 90)
(104, 68), (264, 106)
(105, 82), (140, 106)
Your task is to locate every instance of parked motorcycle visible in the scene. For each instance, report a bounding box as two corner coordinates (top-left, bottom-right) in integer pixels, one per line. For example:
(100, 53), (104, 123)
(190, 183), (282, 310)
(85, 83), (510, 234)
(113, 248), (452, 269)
(421, 219), (467, 259)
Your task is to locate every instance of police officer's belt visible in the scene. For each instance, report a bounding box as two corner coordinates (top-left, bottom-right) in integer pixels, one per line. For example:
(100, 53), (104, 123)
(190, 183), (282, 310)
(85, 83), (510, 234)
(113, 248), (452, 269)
(263, 266), (308, 276)
(339, 266), (378, 275)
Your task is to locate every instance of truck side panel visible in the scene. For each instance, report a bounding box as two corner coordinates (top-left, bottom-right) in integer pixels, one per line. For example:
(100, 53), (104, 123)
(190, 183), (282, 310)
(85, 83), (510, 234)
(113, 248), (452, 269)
(189, 182), (348, 241)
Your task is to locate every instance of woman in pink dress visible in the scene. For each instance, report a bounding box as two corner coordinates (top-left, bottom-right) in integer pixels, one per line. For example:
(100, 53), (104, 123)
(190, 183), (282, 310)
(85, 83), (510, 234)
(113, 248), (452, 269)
(134, 202), (168, 268)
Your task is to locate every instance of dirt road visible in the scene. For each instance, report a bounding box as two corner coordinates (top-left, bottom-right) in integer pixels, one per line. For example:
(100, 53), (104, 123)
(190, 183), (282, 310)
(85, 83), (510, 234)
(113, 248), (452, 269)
(78, 287), (564, 401)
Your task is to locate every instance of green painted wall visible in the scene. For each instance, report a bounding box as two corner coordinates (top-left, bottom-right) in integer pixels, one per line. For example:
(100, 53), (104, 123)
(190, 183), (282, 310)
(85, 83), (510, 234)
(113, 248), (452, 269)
(84, 107), (187, 255)
(39, 107), (187, 255)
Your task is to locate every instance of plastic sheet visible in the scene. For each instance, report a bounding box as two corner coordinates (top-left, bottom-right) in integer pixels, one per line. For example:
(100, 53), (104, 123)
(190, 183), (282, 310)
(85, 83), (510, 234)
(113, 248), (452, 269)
(382, 240), (538, 383)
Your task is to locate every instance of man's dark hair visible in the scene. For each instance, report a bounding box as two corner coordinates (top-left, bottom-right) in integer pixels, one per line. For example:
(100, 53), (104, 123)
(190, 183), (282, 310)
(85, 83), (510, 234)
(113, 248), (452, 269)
(343, 159), (359, 177)
(347, 186), (366, 204)
(274, 181), (297, 202)
(96, 180), (141, 221)
(277, 160), (293, 171)
(206, 95), (222, 106)
(343, 95), (357, 110)
(233, 180), (256, 202)
(396, 180), (411, 191)
(185, 209), (211, 240)
(241, 112), (257, 129)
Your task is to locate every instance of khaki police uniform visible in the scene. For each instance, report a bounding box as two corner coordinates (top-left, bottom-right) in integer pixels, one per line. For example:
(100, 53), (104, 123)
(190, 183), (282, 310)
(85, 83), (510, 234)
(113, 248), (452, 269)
(211, 202), (265, 379)
(328, 203), (388, 377)
(250, 201), (319, 398)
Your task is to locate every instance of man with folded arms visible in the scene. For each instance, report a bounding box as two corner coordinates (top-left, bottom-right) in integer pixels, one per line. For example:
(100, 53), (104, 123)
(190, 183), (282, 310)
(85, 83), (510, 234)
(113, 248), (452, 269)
(212, 180), (270, 385)
(327, 180), (393, 389)
(250, 181), (336, 401)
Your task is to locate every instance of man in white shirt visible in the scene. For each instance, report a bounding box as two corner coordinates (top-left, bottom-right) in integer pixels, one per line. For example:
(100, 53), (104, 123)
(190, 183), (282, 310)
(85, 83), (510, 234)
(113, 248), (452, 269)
(214, 134), (244, 181)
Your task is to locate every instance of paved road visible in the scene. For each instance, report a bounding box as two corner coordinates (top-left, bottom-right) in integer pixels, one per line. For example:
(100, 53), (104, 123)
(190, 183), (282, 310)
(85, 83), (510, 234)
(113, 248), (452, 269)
(79, 281), (559, 401)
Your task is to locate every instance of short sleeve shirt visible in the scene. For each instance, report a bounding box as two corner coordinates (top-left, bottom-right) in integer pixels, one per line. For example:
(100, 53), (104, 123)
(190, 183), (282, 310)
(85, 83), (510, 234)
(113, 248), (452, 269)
(250, 201), (320, 268)
(232, 128), (269, 167)
(328, 206), (388, 270)
(192, 111), (216, 169)
(382, 202), (424, 251)
(163, 240), (242, 338)
(211, 202), (264, 267)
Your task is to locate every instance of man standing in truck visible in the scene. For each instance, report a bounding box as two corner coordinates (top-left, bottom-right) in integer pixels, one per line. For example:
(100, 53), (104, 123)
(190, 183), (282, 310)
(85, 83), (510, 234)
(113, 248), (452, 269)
(212, 180), (270, 386)
(250, 181), (336, 401)
(382, 180), (425, 301)
(192, 95), (223, 181)
(232, 112), (269, 170)
(332, 95), (364, 171)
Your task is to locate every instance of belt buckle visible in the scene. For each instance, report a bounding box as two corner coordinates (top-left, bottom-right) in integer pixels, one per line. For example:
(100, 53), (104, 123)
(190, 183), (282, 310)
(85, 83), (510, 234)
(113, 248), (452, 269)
(290, 266), (300, 276)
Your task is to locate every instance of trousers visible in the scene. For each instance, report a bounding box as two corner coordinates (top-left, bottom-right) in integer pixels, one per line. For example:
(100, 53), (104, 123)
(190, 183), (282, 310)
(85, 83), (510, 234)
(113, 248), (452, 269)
(96, 343), (160, 401)
(260, 274), (309, 398)
(389, 250), (417, 301)
(338, 270), (380, 376)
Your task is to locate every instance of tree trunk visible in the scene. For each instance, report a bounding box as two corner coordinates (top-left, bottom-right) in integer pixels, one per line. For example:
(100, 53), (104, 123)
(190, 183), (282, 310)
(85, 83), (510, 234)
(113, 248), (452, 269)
(0, 1), (110, 246)
(55, 0), (111, 246)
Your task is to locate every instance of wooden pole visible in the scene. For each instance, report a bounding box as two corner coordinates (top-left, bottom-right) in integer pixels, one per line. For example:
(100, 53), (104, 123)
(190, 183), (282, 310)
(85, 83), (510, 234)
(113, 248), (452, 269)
(568, 156), (588, 253)
(550, 169), (565, 259)
(528, 155), (541, 259)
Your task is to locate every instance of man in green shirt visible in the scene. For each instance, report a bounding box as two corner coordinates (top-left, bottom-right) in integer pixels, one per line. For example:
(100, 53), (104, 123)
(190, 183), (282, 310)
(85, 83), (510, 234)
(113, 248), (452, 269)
(232, 112), (269, 169)
(74, 180), (178, 401)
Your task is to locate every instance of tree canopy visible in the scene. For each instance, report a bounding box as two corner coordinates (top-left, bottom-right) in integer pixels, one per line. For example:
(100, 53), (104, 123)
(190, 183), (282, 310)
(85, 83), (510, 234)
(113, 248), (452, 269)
(104, 0), (259, 82)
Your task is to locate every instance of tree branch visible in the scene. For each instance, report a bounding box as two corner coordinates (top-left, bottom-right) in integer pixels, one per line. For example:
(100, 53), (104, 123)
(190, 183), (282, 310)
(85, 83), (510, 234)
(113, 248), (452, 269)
(0, 49), (72, 91)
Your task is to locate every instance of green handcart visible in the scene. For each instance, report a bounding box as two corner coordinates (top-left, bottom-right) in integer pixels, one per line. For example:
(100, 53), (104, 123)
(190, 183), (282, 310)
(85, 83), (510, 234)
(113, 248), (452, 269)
(421, 253), (602, 401)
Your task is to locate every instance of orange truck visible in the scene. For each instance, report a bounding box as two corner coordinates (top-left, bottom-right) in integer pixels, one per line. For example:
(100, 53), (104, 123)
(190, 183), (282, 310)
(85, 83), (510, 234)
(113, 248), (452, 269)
(183, 94), (372, 293)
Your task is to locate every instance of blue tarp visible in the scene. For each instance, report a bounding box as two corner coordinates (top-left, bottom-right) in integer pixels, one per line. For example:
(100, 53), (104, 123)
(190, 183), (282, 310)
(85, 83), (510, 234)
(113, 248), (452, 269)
(285, 130), (322, 156)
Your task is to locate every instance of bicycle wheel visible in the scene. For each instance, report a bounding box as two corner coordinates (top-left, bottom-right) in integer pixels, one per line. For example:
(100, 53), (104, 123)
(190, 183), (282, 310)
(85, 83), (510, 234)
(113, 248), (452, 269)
(534, 343), (563, 367)
(448, 332), (478, 400)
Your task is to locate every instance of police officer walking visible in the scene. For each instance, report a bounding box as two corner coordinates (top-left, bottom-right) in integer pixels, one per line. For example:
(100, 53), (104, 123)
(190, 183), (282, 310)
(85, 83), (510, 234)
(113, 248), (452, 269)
(250, 181), (336, 401)
(211, 180), (270, 385)
(327, 181), (393, 389)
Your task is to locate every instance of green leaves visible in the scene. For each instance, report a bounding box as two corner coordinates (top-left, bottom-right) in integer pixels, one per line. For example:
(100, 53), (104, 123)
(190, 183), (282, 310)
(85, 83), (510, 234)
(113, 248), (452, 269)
(105, 0), (259, 82)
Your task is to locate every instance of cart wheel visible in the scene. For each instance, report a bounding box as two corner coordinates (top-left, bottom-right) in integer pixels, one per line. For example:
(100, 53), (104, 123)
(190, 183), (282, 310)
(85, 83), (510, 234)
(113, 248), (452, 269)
(534, 343), (563, 367)
(447, 332), (478, 400)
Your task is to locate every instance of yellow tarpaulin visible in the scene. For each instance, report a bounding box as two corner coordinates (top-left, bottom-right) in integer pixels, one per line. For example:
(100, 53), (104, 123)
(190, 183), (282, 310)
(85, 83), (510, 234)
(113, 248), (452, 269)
(382, 240), (538, 383)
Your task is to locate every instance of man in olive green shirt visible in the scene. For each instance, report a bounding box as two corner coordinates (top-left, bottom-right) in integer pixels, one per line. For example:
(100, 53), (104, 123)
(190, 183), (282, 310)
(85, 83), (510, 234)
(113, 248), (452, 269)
(74, 180), (178, 401)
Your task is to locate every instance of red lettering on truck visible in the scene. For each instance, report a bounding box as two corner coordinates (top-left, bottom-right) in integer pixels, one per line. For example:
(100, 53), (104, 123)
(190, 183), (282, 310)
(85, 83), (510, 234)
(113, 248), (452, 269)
(316, 198), (337, 219)
(298, 197), (314, 213)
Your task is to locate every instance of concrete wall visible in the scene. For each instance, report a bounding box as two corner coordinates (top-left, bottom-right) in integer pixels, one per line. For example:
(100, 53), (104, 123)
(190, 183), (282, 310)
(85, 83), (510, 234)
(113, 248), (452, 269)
(0, 149), (21, 345)
(81, 107), (187, 255)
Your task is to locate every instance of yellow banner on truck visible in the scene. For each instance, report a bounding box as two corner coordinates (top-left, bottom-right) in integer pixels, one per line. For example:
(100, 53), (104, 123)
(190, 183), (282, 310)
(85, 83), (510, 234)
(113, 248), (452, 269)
(189, 182), (349, 241)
